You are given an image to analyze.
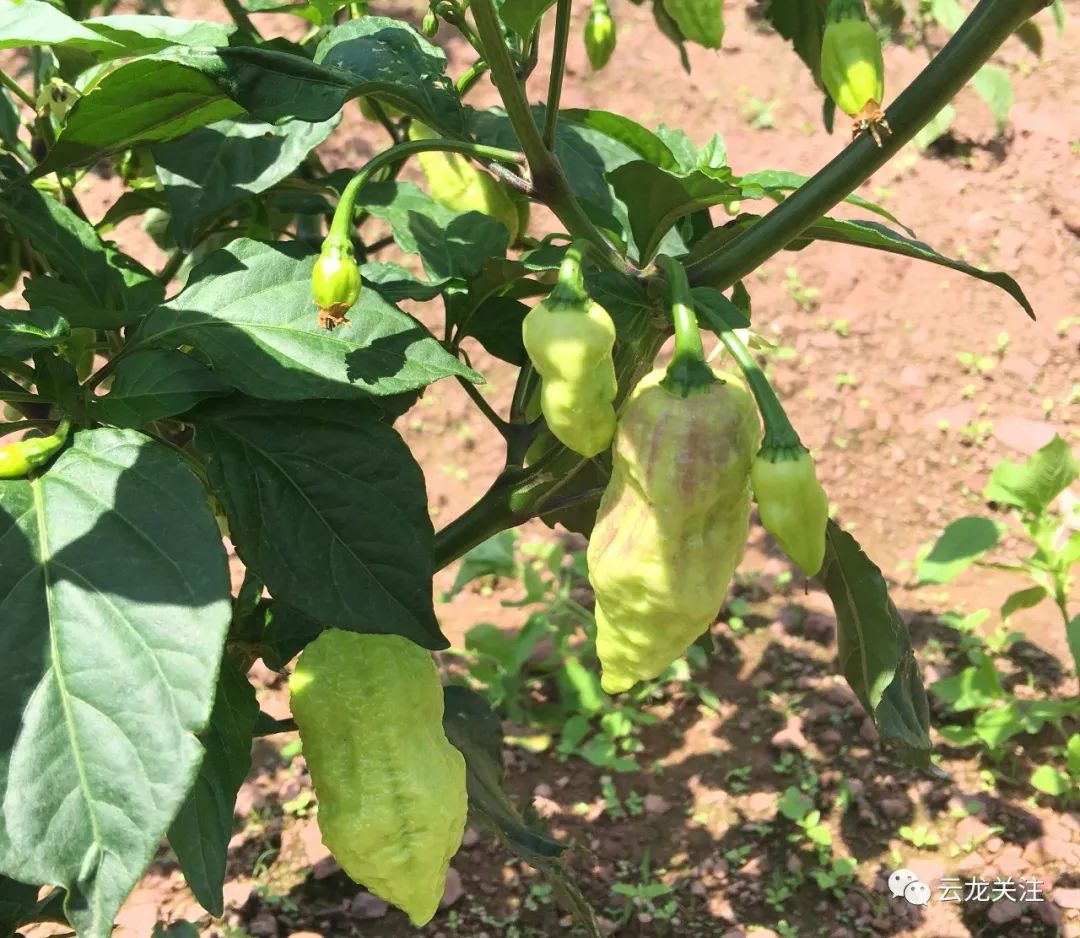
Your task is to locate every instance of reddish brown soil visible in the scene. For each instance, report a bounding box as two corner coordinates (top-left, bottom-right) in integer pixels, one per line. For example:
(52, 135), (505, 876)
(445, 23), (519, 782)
(10, 0), (1080, 936)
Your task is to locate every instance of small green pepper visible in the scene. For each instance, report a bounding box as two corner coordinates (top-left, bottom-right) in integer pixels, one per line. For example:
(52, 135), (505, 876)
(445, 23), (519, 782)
(311, 239), (361, 330)
(751, 446), (829, 576)
(0, 419), (71, 479)
(584, 0), (616, 71)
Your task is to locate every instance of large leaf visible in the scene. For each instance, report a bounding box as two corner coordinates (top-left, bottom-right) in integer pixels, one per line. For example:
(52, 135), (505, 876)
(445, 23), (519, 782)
(916, 516), (1002, 585)
(83, 14), (237, 55)
(983, 435), (1078, 515)
(32, 61), (245, 178)
(0, 307), (70, 359)
(358, 180), (512, 281)
(560, 110), (681, 172)
(164, 17), (466, 134)
(500, 0), (557, 38)
(607, 161), (748, 262)
(0, 429), (232, 938)
(0, 160), (163, 327)
(661, 0), (725, 49)
(0, 0), (122, 52)
(168, 659), (258, 918)
(191, 397), (446, 649)
(154, 115), (339, 250)
(130, 239), (479, 400)
(762, 0), (827, 84)
(91, 349), (231, 429)
(818, 522), (932, 766)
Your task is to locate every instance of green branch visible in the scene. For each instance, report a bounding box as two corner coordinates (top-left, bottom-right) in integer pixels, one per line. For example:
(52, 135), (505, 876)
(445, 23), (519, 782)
(543, 0), (572, 148)
(685, 0), (1050, 290)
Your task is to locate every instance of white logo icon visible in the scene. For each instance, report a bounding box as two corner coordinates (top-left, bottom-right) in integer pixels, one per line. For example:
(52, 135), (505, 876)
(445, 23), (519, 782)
(904, 880), (932, 906)
(888, 868), (919, 898)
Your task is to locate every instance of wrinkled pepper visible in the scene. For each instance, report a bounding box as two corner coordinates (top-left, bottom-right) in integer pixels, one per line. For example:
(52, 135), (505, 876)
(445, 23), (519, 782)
(289, 629), (467, 926)
(521, 243), (618, 458)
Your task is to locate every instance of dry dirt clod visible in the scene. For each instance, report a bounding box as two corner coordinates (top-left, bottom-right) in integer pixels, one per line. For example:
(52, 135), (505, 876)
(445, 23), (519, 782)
(440, 868), (465, 909)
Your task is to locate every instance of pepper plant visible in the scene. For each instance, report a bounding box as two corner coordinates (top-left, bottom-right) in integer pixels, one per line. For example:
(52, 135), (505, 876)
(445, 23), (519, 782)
(0, 0), (1054, 934)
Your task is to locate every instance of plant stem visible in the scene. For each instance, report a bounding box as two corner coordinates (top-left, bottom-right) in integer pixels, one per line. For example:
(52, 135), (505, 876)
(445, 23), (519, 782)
(715, 326), (803, 453)
(543, 0), (572, 147)
(470, 0), (631, 274)
(685, 0), (1050, 290)
(328, 138), (524, 244)
(456, 376), (510, 437)
(0, 69), (35, 109)
(456, 60), (490, 96)
(657, 256), (714, 396)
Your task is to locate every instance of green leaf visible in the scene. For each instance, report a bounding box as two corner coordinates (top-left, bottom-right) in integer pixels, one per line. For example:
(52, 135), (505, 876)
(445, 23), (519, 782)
(818, 522), (931, 766)
(972, 64), (1014, 135)
(560, 110), (681, 172)
(361, 261), (449, 303)
(83, 14), (237, 55)
(930, 0), (966, 32)
(240, 0), (347, 25)
(91, 349), (231, 429)
(445, 531), (519, 599)
(607, 161), (747, 262)
(164, 17), (465, 134)
(653, 124), (727, 171)
(0, 0), (123, 52)
(32, 61), (245, 178)
(500, 0), (557, 38)
(461, 296), (529, 365)
(773, 216), (1034, 319)
(261, 601), (325, 671)
(154, 115), (339, 250)
(777, 786), (813, 821)
(1030, 764), (1072, 797)
(693, 287), (751, 335)
(167, 660), (258, 917)
(356, 180), (510, 280)
(0, 429), (231, 938)
(661, 0), (725, 48)
(131, 239), (479, 401)
(930, 658), (1003, 712)
(983, 435), (1078, 515)
(1013, 20), (1043, 57)
(0, 875), (40, 934)
(973, 700), (1057, 750)
(1000, 585), (1047, 623)
(0, 307), (70, 358)
(916, 516), (1001, 585)
(442, 685), (565, 863)
(742, 168), (909, 230)
(0, 161), (163, 327)
(191, 396), (446, 649)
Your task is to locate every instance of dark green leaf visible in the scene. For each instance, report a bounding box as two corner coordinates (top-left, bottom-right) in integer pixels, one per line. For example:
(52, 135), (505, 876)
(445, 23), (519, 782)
(84, 14), (237, 54)
(500, 0), (557, 38)
(32, 61), (245, 178)
(983, 435), (1077, 515)
(1014, 20), (1043, 57)
(661, 0), (725, 48)
(91, 349), (232, 429)
(916, 516), (1001, 585)
(0, 307), (69, 358)
(692, 287), (751, 335)
(460, 296), (528, 365)
(0, 429), (232, 938)
(742, 168), (909, 230)
(361, 261), (449, 303)
(241, 0), (347, 25)
(168, 659), (258, 917)
(560, 110), (681, 172)
(1000, 585), (1047, 623)
(762, 0), (827, 85)
(930, 658), (1003, 711)
(191, 396), (446, 649)
(651, 0), (691, 71)
(607, 161), (746, 262)
(261, 601), (324, 670)
(0, 163), (164, 327)
(0, 875), (39, 933)
(818, 522), (932, 766)
(442, 685), (565, 863)
(131, 239), (479, 400)
(154, 115), (339, 250)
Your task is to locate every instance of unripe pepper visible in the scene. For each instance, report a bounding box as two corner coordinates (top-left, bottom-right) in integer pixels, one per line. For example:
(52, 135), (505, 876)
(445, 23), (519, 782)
(587, 367), (759, 692)
(311, 237), (361, 330)
(820, 0), (890, 145)
(584, 0), (616, 70)
(521, 244), (617, 457)
(289, 630), (467, 926)
(0, 419), (71, 479)
(751, 446), (829, 576)
(408, 122), (528, 245)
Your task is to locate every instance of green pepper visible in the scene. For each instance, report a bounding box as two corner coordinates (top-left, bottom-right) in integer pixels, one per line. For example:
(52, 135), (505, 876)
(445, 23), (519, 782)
(0, 419), (71, 479)
(751, 446), (829, 576)
(584, 0), (616, 71)
(820, 0), (890, 144)
(521, 244), (617, 457)
(311, 238), (361, 330)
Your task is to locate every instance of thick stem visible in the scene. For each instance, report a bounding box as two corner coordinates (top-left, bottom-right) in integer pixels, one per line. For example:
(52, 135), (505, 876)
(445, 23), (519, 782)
(544, 0), (572, 148)
(686, 0), (1050, 290)
(657, 256), (713, 396)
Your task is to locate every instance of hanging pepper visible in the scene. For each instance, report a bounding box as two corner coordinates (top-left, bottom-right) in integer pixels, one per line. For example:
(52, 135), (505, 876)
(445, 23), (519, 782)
(521, 243), (618, 458)
(0, 419), (71, 479)
(820, 0), (890, 145)
(584, 0), (617, 70)
(311, 236), (361, 331)
(587, 259), (759, 692)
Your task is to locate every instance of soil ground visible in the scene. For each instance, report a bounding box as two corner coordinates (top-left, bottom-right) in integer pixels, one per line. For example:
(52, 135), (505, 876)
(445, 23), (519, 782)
(9, 0), (1080, 935)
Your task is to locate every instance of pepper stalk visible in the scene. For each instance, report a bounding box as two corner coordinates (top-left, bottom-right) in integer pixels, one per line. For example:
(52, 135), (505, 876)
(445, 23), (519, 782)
(657, 255), (715, 397)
